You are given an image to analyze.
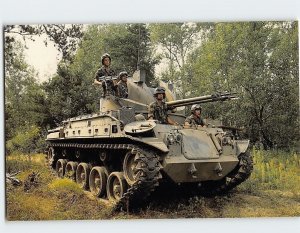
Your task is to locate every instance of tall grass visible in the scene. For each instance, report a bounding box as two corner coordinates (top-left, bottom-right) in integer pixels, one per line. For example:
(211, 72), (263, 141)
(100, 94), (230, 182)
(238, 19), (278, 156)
(6, 153), (111, 220)
(5, 150), (300, 219)
(240, 149), (300, 195)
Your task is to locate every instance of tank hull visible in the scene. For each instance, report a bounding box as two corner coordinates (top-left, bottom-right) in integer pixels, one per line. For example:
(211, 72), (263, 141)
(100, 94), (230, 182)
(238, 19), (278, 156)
(45, 86), (252, 210)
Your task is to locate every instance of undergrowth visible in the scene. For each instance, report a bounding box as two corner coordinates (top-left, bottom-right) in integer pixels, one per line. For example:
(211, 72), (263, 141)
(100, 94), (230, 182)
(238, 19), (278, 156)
(5, 149), (300, 220)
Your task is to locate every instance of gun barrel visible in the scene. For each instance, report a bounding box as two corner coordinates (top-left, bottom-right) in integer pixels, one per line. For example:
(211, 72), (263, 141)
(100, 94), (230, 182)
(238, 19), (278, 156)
(166, 92), (236, 108)
(98, 76), (118, 81)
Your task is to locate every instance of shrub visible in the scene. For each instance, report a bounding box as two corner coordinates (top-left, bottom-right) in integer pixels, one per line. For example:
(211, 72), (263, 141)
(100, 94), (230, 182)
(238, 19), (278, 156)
(6, 125), (46, 155)
(241, 149), (300, 194)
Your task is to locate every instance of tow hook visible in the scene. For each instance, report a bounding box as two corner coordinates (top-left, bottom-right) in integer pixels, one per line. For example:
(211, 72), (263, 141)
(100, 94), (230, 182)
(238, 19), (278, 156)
(214, 162), (223, 176)
(188, 163), (197, 178)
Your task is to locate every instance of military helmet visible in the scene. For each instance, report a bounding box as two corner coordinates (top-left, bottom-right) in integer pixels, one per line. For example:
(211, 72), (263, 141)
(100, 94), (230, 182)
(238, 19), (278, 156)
(191, 104), (202, 114)
(153, 87), (166, 97)
(119, 71), (128, 79)
(101, 53), (111, 65)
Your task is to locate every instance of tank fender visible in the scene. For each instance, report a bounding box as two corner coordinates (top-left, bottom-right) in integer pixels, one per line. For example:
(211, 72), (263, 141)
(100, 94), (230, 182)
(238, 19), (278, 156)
(127, 136), (169, 153)
(235, 140), (250, 155)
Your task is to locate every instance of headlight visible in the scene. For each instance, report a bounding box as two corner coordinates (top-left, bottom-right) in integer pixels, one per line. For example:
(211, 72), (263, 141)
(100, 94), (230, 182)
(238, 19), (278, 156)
(176, 134), (182, 142)
(167, 134), (175, 144)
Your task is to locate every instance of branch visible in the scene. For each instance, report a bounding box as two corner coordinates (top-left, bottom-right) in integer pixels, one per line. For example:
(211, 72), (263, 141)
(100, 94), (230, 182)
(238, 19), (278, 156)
(4, 30), (32, 36)
(54, 24), (69, 36)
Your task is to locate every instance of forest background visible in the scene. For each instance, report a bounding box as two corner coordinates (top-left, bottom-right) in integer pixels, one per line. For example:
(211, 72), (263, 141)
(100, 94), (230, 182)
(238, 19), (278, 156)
(4, 22), (299, 154)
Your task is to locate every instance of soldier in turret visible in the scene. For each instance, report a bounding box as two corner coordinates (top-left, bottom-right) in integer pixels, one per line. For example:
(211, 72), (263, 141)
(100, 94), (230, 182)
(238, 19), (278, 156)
(148, 87), (178, 125)
(184, 104), (206, 128)
(117, 71), (129, 98)
(94, 53), (117, 96)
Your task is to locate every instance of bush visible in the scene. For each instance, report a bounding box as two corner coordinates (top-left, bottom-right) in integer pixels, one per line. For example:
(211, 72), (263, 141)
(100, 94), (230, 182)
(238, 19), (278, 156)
(240, 149), (300, 194)
(6, 125), (46, 155)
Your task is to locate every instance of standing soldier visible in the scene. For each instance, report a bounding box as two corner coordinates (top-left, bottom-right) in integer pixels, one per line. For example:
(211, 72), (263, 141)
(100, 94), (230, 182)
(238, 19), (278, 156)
(117, 71), (129, 98)
(148, 87), (178, 125)
(184, 104), (205, 127)
(94, 53), (117, 96)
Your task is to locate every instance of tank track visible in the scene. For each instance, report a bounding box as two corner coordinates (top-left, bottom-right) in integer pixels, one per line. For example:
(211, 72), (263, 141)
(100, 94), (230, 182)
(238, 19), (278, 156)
(47, 142), (162, 211)
(114, 148), (161, 211)
(200, 150), (253, 196)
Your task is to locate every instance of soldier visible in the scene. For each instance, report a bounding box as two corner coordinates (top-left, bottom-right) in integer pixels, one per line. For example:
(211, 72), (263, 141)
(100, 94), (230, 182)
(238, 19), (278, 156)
(94, 53), (117, 96)
(184, 104), (205, 128)
(148, 87), (178, 125)
(117, 71), (129, 98)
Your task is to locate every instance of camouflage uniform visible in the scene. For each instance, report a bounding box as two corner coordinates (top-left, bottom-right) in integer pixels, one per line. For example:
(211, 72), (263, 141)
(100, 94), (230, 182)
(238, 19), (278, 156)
(148, 101), (169, 124)
(117, 80), (128, 98)
(94, 66), (117, 96)
(185, 115), (205, 127)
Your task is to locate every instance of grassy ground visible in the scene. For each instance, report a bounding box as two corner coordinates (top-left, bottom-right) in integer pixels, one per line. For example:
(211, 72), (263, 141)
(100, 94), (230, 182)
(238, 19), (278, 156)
(5, 150), (300, 220)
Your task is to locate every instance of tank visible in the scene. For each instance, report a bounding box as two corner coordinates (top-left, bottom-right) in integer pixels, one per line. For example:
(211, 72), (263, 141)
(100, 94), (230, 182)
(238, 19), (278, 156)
(46, 70), (253, 210)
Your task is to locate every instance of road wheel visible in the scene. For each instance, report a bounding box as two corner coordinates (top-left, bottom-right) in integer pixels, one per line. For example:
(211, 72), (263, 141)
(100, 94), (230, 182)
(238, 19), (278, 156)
(76, 163), (91, 190)
(107, 172), (127, 201)
(89, 166), (108, 198)
(56, 159), (68, 178)
(65, 161), (78, 181)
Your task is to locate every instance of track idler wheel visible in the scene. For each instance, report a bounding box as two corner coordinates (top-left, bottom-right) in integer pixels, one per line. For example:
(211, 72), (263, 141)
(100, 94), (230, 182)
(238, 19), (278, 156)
(89, 166), (108, 198)
(107, 172), (128, 201)
(65, 161), (78, 181)
(56, 159), (68, 178)
(123, 151), (138, 186)
(47, 147), (57, 168)
(76, 163), (91, 190)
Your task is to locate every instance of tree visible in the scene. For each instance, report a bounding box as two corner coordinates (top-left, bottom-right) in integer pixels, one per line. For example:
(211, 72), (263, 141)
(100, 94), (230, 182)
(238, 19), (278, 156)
(103, 23), (159, 84)
(5, 40), (47, 153)
(188, 21), (299, 149)
(43, 23), (159, 126)
(4, 24), (83, 61)
(150, 23), (212, 97)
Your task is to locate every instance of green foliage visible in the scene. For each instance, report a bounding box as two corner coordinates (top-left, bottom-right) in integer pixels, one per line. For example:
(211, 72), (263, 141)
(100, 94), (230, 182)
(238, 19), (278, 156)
(104, 24), (159, 84)
(244, 149), (300, 194)
(5, 40), (48, 155)
(150, 23), (213, 98)
(6, 125), (46, 155)
(188, 21), (299, 149)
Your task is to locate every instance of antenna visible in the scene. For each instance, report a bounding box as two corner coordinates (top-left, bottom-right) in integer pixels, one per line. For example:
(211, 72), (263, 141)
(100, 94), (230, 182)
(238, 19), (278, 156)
(137, 24), (141, 70)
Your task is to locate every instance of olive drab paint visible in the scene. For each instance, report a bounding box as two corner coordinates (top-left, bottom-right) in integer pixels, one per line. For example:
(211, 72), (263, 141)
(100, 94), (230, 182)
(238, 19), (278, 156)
(46, 70), (253, 210)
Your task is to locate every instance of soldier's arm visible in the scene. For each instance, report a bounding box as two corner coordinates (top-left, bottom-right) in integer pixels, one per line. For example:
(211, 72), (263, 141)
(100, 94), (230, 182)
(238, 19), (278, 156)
(94, 69), (103, 85)
(94, 79), (102, 85)
(116, 83), (122, 97)
(184, 118), (191, 127)
(200, 118), (206, 127)
(167, 116), (179, 126)
(110, 68), (116, 76)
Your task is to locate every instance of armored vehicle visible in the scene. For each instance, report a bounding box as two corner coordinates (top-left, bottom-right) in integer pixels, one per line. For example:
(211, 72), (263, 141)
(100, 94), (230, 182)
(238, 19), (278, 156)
(46, 70), (253, 209)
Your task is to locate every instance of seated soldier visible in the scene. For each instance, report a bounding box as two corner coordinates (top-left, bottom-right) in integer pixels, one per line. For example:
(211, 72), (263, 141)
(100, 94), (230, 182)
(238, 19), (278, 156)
(184, 104), (205, 128)
(148, 87), (178, 125)
(117, 71), (129, 98)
